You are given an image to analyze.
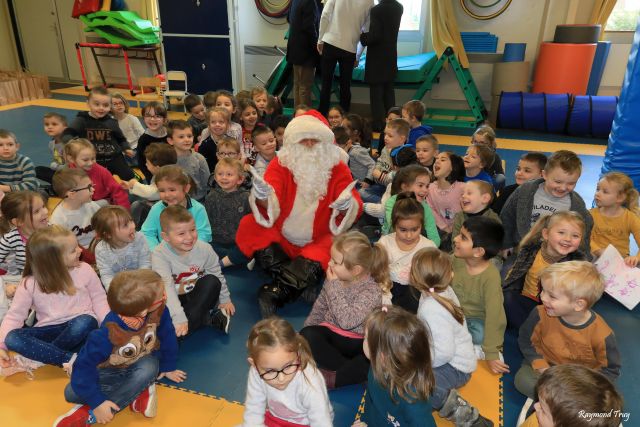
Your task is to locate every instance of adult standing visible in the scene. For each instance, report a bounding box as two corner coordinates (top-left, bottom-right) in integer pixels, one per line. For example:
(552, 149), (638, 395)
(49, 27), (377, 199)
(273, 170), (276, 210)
(287, 0), (322, 108)
(317, 0), (374, 116)
(360, 0), (403, 132)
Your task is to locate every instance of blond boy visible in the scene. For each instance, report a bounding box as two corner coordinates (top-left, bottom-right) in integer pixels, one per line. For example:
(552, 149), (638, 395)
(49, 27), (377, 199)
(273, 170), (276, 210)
(516, 261), (621, 399)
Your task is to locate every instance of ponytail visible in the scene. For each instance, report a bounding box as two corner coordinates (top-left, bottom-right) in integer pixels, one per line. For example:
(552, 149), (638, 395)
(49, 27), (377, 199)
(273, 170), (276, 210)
(370, 243), (392, 295)
(409, 248), (465, 325)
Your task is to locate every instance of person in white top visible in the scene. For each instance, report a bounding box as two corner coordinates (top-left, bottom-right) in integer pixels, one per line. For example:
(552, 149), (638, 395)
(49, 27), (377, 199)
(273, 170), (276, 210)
(317, 0), (374, 116)
(242, 317), (333, 427)
(409, 248), (493, 426)
(376, 194), (435, 314)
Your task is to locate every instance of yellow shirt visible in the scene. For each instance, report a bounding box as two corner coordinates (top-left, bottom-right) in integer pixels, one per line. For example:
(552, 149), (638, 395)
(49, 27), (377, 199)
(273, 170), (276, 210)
(590, 208), (640, 257)
(521, 414), (539, 427)
(522, 250), (548, 301)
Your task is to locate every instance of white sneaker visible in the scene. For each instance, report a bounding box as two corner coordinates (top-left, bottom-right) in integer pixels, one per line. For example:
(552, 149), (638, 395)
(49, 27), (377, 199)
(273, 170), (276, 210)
(246, 258), (256, 271)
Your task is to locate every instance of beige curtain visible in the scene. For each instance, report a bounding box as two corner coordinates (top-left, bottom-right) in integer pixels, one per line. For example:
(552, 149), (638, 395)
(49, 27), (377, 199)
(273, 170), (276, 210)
(589, 0), (618, 39)
(430, 0), (469, 68)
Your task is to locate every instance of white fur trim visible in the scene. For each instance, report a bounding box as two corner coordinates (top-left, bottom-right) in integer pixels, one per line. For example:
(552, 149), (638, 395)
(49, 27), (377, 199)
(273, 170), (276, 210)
(282, 193), (319, 246)
(249, 192), (280, 228)
(283, 115), (335, 147)
(330, 198), (359, 235)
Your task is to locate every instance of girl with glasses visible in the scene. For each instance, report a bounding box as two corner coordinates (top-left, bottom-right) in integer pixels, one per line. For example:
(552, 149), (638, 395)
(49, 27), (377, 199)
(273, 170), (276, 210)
(243, 317), (333, 427)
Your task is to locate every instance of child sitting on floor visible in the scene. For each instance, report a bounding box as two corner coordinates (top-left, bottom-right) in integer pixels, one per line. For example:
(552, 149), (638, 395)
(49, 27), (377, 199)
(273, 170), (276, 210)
(0, 225), (108, 378)
(378, 194), (436, 314)
(516, 261), (621, 399)
(471, 124), (505, 191)
(451, 180), (501, 242)
(300, 231), (389, 389)
(503, 211), (587, 329)
(51, 168), (102, 263)
(136, 101), (168, 181)
(252, 125), (277, 178)
(427, 152), (466, 251)
(36, 112), (67, 184)
(141, 165), (211, 251)
(152, 206), (234, 336)
(168, 120), (210, 202)
(184, 94), (207, 141)
(415, 134), (438, 173)
(353, 306), (437, 427)
(53, 269), (185, 426)
(204, 158), (250, 268)
(501, 150), (593, 252)
(334, 126), (375, 183)
(342, 113), (372, 149)
(492, 152), (547, 215)
(0, 129), (39, 192)
(111, 93), (144, 163)
(196, 107), (233, 172)
(93, 206), (151, 290)
(521, 364), (624, 427)
(451, 216), (508, 375)
(62, 87), (136, 181)
(402, 100), (433, 148)
(64, 138), (130, 209)
(590, 171), (640, 266)
(327, 105), (345, 129)
(463, 144), (495, 188)
(238, 98), (260, 164)
(242, 317), (333, 426)
(269, 115), (290, 150)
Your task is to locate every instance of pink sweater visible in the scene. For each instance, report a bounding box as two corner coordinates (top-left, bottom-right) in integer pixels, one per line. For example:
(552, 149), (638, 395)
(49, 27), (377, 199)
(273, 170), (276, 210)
(427, 181), (465, 232)
(0, 262), (109, 349)
(71, 163), (131, 209)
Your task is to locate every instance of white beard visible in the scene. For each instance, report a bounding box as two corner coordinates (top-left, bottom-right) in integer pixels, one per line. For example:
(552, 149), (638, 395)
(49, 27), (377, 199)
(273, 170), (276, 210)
(278, 142), (342, 204)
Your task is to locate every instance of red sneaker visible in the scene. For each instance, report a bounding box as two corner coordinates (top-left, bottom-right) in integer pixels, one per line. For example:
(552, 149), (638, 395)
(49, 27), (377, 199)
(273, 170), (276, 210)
(53, 404), (96, 426)
(129, 383), (157, 418)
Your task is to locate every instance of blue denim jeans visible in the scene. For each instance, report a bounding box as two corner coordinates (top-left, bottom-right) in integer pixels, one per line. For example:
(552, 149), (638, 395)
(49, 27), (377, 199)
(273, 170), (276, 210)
(212, 242), (249, 266)
(466, 317), (485, 346)
(432, 363), (472, 409)
(5, 314), (97, 366)
(64, 355), (159, 410)
(359, 183), (386, 203)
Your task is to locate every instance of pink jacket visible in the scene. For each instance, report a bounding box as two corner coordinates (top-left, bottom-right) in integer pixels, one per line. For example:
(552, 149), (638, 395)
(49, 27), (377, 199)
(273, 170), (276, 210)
(0, 262), (109, 349)
(71, 163), (131, 209)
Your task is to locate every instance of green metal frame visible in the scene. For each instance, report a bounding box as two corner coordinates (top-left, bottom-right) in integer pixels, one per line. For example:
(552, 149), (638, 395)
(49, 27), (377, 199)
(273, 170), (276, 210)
(265, 46), (486, 128)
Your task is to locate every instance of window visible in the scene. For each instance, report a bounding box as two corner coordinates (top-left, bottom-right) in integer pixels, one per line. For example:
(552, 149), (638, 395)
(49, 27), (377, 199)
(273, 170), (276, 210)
(606, 0), (640, 31)
(398, 0), (423, 32)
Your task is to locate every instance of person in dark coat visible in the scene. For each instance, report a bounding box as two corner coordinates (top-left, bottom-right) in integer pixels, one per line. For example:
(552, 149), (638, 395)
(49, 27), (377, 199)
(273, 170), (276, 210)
(360, 0), (403, 132)
(287, 0), (321, 108)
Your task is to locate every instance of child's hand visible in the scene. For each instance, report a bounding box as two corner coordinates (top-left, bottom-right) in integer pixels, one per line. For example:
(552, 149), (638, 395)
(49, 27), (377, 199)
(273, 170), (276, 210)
(359, 181), (370, 189)
(372, 169), (382, 180)
(5, 284), (16, 298)
(94, 400), (119, 424)
(0, 349), (12, 368)
(487, 359), (510, 374)
(119, 181), (130, 191)
(124, 149), (135, 158)
(370, 149), (379, 158)
(158, 369), (187, 383)
(624, 255), (639, 267)
(352, 421), (368, 427)
(175, 322), (189, 337)
(219, 302), (236, 316)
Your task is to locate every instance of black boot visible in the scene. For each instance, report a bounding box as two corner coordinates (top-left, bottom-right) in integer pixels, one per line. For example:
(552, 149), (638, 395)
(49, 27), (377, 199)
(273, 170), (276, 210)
(253, 243), (290, 277)
(258, 282), (301, 318)
(279, 257), (325, 304)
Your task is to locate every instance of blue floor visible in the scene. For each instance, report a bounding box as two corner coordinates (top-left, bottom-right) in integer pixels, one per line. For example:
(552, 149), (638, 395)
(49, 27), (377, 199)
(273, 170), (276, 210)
(1, 103), (638, 426)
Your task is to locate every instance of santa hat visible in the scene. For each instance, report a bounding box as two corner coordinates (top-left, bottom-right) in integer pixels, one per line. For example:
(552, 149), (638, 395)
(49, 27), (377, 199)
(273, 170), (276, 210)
(283, 110), (335, 147)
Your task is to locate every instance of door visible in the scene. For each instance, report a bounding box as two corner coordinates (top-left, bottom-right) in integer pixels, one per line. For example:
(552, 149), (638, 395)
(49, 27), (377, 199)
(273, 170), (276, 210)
(12, 0), (67, 79)
(158, 0), (234, 93)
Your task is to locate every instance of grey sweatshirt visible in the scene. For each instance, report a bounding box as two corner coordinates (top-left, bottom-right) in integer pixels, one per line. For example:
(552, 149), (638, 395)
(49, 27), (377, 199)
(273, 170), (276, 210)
(151, 240), (230, 326)
(94, 232), (152, 290)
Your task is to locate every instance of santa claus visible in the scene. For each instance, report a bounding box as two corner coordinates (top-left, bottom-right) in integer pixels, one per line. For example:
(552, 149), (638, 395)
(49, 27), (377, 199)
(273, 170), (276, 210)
(236, 110), (362, 317)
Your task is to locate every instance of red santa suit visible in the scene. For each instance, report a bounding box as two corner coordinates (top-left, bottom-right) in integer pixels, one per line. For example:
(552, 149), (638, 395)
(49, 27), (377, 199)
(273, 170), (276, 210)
(236, 111), (362, 269)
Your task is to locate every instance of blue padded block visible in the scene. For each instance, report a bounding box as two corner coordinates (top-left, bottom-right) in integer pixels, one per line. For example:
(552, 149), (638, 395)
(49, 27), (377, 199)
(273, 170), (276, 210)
(587, 41), (612, 96)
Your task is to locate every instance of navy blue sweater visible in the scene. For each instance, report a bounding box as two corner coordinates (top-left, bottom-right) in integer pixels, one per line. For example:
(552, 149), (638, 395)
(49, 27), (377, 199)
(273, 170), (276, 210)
(70, 309), (178, 409)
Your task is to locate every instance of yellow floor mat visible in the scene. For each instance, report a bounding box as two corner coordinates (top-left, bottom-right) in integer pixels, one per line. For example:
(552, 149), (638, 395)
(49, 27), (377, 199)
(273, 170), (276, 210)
(355, 361), (502, 426)
(0, 366), (245, 427)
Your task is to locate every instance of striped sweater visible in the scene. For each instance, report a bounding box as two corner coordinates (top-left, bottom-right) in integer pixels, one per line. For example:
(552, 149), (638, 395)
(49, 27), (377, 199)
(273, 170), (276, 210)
(0, 228), (26, 275)
(0, 154), (38, 191)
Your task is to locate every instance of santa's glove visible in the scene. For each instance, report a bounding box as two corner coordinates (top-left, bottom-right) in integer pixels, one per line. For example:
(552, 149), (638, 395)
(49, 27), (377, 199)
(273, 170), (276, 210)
(329, 180), (358, 211)
(249, 166), (274, 200)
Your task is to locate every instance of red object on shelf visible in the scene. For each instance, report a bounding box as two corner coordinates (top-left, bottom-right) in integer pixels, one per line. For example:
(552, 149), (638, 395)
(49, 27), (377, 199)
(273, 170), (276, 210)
(71, 0), (101, 18)
(532, 42), (596, 95)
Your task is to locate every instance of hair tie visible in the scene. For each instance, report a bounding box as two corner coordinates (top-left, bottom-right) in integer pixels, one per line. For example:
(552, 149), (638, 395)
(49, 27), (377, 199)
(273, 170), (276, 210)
(381, 306), (388, 313)
(429, 288), (435, 293)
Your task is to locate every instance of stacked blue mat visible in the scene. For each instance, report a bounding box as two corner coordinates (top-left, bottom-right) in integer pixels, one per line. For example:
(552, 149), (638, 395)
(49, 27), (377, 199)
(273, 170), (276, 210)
(497, 91), (618, 138)
(461, 32), (498, 53)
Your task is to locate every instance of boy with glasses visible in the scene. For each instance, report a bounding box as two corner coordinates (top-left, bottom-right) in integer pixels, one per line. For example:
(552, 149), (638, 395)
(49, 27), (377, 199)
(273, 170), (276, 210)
(51, 168), (102, 264)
